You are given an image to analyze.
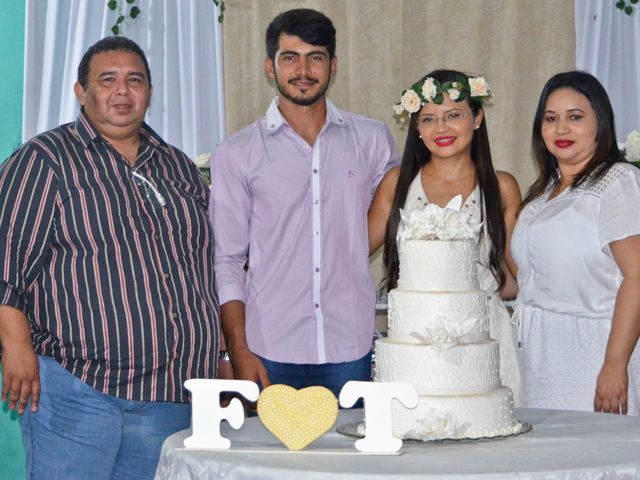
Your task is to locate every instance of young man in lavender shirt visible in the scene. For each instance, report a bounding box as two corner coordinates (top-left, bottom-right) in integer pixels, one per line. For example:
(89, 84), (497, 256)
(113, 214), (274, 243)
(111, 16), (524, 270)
(210, 8), (398, 399)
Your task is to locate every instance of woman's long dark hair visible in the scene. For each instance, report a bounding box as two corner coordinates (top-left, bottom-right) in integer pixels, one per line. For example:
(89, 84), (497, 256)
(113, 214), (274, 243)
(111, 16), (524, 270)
(523, 71), (625, 207)
(383, 69), (506, 291)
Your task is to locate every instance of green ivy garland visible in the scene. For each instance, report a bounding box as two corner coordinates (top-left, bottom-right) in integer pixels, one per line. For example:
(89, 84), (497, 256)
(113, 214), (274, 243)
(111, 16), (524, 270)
(108, 0), (225, 36)
(616, 0), (639, 15)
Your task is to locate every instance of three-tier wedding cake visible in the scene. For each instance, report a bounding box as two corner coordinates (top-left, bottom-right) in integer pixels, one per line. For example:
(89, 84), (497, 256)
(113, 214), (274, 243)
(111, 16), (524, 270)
(374, 197), (523, 440)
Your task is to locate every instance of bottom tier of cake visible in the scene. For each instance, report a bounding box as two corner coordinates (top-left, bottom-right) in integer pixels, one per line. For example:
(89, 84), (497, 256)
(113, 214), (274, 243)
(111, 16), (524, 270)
(390, 386), (522, 440)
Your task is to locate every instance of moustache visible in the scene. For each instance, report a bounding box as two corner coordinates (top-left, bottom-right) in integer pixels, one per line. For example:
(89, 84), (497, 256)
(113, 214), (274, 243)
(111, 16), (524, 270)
(288, 77), (319, 85)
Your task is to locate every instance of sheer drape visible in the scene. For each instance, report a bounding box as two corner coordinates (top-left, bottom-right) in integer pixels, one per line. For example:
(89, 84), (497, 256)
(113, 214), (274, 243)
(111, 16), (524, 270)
(576, 0), (640, 142)
(23, 0), (225, 160)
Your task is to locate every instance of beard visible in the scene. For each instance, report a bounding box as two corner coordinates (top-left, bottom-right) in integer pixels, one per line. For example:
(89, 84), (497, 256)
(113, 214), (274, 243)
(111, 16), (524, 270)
(274, 74), (331, 107)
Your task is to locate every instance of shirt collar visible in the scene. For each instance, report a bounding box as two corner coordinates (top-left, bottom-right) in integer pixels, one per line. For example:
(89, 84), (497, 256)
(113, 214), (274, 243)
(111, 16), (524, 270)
(75, 107), (170, 154)
(263, 97), (347, 135)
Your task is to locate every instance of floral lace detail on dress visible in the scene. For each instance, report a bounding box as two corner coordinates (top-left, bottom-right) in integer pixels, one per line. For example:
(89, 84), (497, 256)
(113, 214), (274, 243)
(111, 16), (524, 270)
(568, 163), (632, 197)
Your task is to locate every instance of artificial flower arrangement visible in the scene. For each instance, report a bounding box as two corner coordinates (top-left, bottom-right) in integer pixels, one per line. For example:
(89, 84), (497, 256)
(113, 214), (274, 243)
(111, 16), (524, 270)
(397, 195), (482, 242)
(623, 130), (640, 165)
(393, 73), (492, 123)
(195, 152), (211, 185)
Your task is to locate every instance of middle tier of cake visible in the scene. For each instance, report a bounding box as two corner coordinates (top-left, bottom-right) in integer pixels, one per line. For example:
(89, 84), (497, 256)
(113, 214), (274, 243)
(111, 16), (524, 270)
(374, 339), (501, 395)
(387, 289), (489, 344)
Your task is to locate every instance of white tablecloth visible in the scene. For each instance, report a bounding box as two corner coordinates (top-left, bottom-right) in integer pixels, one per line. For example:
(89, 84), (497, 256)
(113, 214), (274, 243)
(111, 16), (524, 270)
(156, 408), (640, 479)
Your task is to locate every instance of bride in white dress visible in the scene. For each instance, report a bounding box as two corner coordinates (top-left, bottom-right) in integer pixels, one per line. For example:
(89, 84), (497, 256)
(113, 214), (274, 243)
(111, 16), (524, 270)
(369, 69), (522, 403)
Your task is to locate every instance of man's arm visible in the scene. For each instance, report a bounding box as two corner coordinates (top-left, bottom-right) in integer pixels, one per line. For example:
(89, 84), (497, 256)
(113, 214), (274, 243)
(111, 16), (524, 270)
(0, 144), (58, 414)
(209, 140), (270, 386)
(0, 306), (39, 413)
(221, 300), (269, 386)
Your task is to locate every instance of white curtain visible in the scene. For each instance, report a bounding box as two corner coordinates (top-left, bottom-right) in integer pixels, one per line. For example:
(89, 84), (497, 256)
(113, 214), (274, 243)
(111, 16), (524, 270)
(576, 0), (640, 142)
(23, 0), (225, 160)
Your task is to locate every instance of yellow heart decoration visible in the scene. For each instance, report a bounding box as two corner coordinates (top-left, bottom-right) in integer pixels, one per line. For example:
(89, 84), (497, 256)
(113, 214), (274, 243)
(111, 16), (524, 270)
(257, 384), (339, 450)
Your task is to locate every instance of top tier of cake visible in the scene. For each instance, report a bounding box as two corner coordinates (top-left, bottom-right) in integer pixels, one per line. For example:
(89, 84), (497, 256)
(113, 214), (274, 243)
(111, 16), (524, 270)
(397, 239), (479, 292)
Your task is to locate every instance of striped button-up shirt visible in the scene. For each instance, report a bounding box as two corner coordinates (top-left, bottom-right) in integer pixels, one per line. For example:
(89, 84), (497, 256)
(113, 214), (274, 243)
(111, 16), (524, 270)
(0, 110), (219, 402)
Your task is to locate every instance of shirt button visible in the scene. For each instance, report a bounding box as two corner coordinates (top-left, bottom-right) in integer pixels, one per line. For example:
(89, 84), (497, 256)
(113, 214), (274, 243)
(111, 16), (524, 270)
(172, 312), (178, 319)
(163, 273), (170, 279)
(314, 199), (319, 204)
(314, 231), (319, 236)
(315, 267), (320, 272)
(154, 234), (160, 240)
(313, 169), (318, 174)
(315, 303), (320, 308)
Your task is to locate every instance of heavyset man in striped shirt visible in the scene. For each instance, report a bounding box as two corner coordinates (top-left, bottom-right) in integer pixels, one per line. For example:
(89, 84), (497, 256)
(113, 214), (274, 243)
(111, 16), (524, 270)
(0, 37), (220, 479)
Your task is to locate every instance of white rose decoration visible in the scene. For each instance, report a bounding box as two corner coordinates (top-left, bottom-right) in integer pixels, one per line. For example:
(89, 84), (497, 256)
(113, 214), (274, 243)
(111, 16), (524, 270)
(407, 409), (470, 441)
(469, 77), (490, 97)
(195, 152), (211, 168)
(400, 89), (422, 113)
(448, 88), (461, 101)
(421, 77), (438, 102)
(625, 130), (640, 162)
(393, 103), (405, 115)
(397, 198), (481, 243)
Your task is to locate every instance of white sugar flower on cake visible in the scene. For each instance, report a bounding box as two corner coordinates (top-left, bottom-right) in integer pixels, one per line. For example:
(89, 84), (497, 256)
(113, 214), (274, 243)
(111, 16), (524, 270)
(406, 409), (470, 441)
(410, 316), (479, 349)
(397, 195), (482, 242)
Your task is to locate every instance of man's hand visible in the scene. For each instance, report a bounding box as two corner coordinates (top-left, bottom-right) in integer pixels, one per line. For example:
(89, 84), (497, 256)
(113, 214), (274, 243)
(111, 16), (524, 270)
(229, 348), (270, 388)
(220, 300), (270, 388)
(1, 341), (40, 414)
(0, 305), (40, 414)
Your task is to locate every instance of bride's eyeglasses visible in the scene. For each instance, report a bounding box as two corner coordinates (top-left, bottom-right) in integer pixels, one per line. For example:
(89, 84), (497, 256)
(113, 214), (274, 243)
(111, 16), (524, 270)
(416, 108), (475, 129)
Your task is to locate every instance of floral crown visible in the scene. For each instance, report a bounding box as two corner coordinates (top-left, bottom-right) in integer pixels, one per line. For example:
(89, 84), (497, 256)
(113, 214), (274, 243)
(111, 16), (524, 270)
(393, 74), (492, 122)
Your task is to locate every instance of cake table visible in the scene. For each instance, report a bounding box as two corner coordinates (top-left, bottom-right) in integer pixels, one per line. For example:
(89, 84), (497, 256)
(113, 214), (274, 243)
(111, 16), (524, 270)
(156, 408), (640, 479)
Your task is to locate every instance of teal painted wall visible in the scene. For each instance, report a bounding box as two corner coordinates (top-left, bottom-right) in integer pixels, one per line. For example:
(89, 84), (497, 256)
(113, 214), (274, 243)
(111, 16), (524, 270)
(0, 2), (25, 161)
(0, 3), (26, 480)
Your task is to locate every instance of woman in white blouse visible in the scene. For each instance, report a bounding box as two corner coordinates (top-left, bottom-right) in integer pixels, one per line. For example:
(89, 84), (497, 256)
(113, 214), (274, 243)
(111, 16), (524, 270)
(512, 71), (640, 414)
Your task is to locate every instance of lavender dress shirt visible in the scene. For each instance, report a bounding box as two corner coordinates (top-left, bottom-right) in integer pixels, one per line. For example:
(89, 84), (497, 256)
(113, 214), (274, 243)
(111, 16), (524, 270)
(210, 98), (398, 364)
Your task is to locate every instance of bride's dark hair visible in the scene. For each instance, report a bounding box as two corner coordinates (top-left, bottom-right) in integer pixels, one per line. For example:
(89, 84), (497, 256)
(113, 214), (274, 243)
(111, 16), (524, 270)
(383, 69), (506, 291)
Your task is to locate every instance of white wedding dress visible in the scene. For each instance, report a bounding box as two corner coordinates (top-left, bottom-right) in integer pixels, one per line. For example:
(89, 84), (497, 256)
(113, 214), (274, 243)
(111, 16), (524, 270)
(403, 171), (522, 405)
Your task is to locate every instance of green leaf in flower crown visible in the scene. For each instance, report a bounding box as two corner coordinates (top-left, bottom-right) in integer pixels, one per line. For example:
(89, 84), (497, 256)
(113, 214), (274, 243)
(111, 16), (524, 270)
(433, 92), (444, 105)
(454, 73), (468, 88)
(111, 25), (120, 35)
(130, 6), (141, 18)
(108, 0), (118, 10)
(457, 90), (469, 102)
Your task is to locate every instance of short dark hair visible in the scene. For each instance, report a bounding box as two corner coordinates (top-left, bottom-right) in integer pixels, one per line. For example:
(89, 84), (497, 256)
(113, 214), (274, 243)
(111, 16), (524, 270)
(77, 36), (152, 88)
(524, 70), (624, 207)
(265, 9), (336, 61)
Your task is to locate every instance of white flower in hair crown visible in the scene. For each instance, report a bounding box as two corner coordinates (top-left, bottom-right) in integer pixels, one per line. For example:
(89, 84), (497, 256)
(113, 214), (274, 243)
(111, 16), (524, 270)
(393, 74), (492, 123)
